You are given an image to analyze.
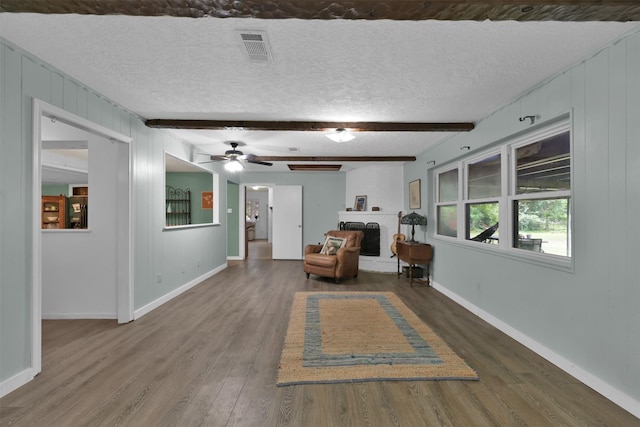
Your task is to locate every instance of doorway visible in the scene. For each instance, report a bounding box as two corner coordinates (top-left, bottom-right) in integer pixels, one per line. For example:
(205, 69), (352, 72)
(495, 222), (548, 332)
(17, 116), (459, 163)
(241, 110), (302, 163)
(245, 185), (273, 259)
(238, 184), (303, 260)
(31, 99), (133, 375)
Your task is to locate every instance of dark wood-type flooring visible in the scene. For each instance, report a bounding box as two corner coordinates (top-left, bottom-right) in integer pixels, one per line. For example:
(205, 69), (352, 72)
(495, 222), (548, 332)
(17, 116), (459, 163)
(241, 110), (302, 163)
(2, 249), (638, 426)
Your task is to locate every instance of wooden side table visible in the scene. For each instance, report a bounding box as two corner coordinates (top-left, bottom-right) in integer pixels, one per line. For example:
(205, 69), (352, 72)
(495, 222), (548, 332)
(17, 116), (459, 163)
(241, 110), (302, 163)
(396, 241), (433, 286)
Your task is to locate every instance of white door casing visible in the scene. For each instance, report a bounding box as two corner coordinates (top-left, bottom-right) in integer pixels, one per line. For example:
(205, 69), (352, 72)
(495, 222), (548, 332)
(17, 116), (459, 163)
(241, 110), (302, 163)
(32, 99), (133, 382)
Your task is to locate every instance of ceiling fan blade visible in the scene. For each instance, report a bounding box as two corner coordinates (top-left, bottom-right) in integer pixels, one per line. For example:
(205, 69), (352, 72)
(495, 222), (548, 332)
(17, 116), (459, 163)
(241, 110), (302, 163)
(247, 159), (273, 166)
(209, 155), (229, 161)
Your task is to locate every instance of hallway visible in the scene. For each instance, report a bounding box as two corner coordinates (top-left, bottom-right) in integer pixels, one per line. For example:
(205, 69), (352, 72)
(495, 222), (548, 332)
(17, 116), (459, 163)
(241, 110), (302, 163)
(248, 239), (272, 260)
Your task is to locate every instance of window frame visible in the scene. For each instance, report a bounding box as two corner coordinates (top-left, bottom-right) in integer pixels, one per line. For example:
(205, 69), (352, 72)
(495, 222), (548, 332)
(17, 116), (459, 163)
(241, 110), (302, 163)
(433, 116), (573, 269)
(435, 165), (462, 239)
(463, 148), (505, 242)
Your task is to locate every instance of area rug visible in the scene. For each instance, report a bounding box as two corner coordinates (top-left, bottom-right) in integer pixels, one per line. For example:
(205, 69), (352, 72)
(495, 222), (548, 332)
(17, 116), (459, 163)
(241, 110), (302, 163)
(277, 292), (478, 386)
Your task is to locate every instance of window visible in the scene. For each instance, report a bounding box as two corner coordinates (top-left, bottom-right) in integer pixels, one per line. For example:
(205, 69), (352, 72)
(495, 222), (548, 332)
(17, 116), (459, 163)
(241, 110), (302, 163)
(437, 205), (458, 237)
(511, 130), (571, 256)
(465, 151), (502, 241)
(434, 118), (572, 263)
(466, 202), (499, 241)
(435, 167), (459, 238)
(467, 153), (501, 199)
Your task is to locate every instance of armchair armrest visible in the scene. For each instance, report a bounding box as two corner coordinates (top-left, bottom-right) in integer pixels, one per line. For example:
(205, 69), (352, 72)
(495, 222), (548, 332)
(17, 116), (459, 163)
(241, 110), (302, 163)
(336, 246), (360, 262)
(305, 244), (323, 256)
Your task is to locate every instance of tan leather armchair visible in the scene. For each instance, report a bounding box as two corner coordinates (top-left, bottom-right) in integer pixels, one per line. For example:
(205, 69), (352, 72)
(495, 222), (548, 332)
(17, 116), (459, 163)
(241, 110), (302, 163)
(304, 230), (364, 283)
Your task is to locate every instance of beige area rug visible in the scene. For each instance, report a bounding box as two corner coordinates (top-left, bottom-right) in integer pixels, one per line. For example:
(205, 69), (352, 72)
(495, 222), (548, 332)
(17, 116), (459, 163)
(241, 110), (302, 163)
(277, 292), (478, 386)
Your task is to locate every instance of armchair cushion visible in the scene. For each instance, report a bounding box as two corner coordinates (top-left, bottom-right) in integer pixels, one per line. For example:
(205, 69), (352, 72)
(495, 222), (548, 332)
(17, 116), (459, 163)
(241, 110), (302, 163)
(320, 236), (346, 255)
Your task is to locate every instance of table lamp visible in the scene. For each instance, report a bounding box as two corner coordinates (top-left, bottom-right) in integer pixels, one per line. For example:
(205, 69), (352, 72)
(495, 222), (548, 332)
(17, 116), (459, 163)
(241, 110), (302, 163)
(400, 212), (428, 242)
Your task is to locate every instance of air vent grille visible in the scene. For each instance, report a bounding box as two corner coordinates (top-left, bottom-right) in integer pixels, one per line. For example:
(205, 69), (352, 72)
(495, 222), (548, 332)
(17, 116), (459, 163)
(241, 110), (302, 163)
(236, 30), (272, 62)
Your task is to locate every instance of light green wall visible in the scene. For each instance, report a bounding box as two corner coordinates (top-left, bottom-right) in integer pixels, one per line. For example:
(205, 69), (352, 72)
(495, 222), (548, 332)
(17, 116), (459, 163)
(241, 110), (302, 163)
(42, 184), (69, 196)
(405, 30), (640, 408)
(226, 180), (240, 257)
(240, 172), (347, 248)
(166, 171), (213, 225)
(0, 38), (230, 390)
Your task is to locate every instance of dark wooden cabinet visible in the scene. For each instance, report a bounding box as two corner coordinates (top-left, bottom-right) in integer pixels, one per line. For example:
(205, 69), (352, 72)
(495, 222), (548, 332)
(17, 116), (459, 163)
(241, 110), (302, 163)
(396, 241), (433, 286)
(42, 195), (66, 229)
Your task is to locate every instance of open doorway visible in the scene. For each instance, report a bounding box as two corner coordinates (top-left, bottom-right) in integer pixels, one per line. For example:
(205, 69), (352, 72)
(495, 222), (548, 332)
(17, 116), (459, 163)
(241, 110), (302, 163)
(245, 185), (272, 259)
(31, 99), (132, 376)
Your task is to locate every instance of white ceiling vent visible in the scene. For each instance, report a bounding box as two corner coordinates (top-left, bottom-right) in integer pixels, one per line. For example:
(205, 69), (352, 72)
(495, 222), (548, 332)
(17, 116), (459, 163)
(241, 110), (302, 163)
(235, 30), (273, 62)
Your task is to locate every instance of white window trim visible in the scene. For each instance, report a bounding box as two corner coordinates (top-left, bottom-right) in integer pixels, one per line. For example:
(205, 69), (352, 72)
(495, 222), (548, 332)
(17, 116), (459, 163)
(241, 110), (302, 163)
(433, 116), (573, 270)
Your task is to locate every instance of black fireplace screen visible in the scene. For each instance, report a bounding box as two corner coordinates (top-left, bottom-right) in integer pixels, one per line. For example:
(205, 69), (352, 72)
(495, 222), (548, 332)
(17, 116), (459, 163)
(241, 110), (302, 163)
(340, 221), (380, 256)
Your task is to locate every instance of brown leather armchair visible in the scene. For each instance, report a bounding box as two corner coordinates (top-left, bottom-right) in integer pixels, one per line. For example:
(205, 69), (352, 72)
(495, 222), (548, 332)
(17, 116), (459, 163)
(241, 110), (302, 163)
(304, 230), (364, 283)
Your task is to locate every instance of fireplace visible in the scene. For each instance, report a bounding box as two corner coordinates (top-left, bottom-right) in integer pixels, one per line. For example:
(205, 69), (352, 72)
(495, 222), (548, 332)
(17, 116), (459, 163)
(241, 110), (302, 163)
(337, 211), (399, 272)
(340, 222), (380, 256)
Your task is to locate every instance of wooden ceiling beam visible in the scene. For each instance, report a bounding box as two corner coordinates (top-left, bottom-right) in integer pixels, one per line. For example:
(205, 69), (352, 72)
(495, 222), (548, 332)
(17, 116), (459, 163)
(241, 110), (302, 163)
(145, 119), (474, 132)
(251, 156), (416, 162)
(2, 0), (639, 21)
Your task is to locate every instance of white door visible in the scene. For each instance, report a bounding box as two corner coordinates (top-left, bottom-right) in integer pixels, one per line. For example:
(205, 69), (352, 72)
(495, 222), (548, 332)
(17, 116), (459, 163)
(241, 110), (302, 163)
(272, 185), (303, 259)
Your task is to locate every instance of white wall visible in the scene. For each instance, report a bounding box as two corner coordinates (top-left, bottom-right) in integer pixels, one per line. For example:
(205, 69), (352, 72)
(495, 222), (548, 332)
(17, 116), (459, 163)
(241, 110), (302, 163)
(42, 133), (120, 318)
(345, 164), (403, 213)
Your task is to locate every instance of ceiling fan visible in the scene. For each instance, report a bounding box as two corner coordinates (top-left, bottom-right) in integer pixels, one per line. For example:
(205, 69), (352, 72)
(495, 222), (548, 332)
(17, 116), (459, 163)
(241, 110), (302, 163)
(207, 142), (273, 171)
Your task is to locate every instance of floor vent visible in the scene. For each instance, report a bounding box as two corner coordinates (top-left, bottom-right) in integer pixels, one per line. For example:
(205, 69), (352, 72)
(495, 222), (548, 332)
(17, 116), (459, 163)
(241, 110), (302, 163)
(236, 30), (273, 62)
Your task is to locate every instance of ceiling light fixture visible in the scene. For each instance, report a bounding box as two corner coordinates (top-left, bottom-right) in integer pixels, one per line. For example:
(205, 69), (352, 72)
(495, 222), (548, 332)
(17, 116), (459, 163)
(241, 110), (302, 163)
(224, 159), (244, 172)
(325, 128), (355, 143)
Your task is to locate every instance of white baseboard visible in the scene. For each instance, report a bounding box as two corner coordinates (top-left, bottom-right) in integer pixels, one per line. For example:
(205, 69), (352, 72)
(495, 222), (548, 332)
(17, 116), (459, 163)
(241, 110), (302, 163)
(42, 313), (116, 320)
(227, 256), (243, 260)
(0, 367), (37, 398)
(134, 263), (227, 320)
(431, 281), (640, 420)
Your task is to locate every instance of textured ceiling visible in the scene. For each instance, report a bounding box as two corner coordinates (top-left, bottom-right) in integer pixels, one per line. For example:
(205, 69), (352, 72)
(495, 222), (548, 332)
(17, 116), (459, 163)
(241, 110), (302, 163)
(1, 13), (637, 171)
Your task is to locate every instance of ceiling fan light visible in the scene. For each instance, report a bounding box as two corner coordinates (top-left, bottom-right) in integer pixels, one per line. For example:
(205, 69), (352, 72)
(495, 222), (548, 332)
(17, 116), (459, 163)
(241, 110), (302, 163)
(325, 128), (355, 143)
(224, 159), (244, 172)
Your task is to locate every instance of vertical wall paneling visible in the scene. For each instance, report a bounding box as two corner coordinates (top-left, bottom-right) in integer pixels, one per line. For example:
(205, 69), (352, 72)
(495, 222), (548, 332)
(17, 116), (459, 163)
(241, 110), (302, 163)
(623, 30), (640, 397)
(570, 63), (587, 277)
(77, 86), (88, 119)
(0, 39), (229, 395)
(412, 29), (640, 414)
(0, 43), (30, 387)
(62, 79), (78, 114)
(87, 91), (101, 124)
(607, 39), (628, 384)
(98, 96), (113, 129)
(583, 49), (612, 373)
(547, 70), (571, 117)
(50, 72), (63, 108)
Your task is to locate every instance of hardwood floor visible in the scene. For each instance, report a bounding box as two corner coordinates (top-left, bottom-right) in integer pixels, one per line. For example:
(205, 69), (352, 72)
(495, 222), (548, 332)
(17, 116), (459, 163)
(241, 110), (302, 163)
(1, 258), (638, 426)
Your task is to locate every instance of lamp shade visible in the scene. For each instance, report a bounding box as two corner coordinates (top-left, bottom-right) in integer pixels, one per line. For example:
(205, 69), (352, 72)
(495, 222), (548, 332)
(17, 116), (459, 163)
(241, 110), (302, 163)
(400, 211), (427, 242)
(400, 212), (427, 226)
